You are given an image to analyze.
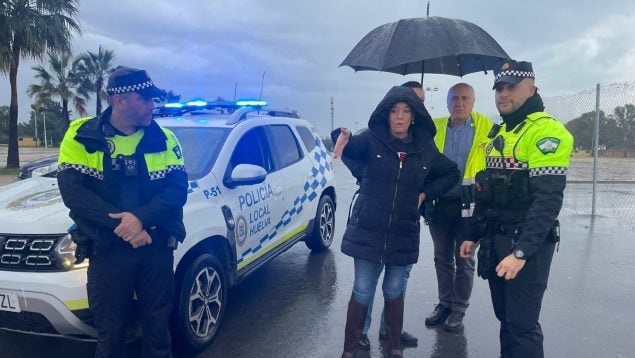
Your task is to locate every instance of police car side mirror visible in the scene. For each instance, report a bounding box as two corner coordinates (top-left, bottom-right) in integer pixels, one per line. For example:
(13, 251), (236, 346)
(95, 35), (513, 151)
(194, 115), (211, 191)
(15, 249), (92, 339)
(224, 164), (267, 188)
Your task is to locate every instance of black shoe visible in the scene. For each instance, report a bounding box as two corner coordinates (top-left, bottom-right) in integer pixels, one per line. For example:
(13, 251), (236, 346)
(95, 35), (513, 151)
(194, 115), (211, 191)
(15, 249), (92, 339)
(399, 331), (418, 347)
(425, 304), (451, 326)
(357, 334), (370, 350)
(443, 311), (465, 331)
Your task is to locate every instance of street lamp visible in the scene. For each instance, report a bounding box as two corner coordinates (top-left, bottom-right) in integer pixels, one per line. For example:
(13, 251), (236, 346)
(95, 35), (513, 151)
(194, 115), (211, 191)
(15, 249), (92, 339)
(42, 111), (48, 150)
(34, 113), (38, 148)
(425, 86), (439, 111)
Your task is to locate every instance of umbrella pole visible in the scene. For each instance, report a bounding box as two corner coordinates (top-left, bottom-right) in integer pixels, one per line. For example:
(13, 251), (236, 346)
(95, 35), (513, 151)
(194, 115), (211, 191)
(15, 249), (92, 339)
(420, 62), (425, 84)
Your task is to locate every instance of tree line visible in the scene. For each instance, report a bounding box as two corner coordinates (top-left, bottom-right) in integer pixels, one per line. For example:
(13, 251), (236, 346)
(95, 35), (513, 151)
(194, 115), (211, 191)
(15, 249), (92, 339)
(1, 0), (181, 168)
(1, 0), (82, 168)
(565, 104), (635, 151)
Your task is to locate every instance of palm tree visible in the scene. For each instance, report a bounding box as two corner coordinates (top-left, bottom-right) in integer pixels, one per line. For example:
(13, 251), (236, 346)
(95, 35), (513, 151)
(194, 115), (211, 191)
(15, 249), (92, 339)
(73, 46), (116, 116)
(0, 0), (81, 168)
(27, 51), (89, 131)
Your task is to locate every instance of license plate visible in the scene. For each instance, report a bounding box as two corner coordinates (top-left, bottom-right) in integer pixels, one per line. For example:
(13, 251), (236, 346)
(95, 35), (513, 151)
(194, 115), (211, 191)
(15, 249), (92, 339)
(0, 290), (21, 313)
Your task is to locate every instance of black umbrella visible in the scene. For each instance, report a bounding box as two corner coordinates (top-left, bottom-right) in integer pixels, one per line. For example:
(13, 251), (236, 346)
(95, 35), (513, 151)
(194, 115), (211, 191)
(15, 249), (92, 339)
(340, 17), (510, 80)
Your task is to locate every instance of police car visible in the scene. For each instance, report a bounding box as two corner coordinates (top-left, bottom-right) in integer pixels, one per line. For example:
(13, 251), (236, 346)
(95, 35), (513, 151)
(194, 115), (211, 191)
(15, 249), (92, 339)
(0, 100), (336, 351)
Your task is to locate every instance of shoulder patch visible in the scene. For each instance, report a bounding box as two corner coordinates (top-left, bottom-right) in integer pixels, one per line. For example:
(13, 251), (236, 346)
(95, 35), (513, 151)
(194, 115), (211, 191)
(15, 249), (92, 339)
(106, 139), (115, 154)
(536, 137), (560, 154)
(486, 142), (494, 154)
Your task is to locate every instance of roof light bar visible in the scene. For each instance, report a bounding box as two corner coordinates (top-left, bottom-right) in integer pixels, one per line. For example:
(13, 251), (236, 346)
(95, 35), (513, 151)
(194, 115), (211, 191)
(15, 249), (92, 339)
(186, 100), (208, 107)
(236, 100), (268, 107)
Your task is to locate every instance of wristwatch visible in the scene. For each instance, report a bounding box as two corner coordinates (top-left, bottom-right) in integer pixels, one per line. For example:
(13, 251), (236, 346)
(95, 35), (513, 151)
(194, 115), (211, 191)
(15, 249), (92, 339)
(513, 249), (526, 260)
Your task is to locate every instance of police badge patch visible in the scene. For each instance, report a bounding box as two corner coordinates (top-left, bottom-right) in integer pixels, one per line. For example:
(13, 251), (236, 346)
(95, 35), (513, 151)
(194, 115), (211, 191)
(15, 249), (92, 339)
(173, 145), (182, 159)
(536, 137), (560, 154)
(486, 142), (494, 154)
(106, 139), (115, 154)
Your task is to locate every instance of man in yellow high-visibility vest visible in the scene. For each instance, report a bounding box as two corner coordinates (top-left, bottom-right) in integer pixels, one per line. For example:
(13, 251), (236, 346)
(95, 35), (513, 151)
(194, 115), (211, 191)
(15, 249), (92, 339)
(423, 83), (493, 331)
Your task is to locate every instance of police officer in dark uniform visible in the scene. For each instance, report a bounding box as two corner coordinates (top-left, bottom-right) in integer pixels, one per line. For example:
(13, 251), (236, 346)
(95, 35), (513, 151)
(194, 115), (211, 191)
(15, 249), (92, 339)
(57, 67), (188, 358)
(460, 60), (573, 358)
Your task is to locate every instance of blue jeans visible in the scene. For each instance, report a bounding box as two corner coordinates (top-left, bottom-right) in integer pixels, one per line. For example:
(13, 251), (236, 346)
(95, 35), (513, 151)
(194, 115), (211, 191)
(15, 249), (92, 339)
(349, 258), (412, 335)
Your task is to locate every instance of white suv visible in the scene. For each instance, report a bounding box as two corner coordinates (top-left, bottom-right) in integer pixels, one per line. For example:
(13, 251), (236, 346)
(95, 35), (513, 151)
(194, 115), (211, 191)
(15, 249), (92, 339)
(0, 100), (336, 351)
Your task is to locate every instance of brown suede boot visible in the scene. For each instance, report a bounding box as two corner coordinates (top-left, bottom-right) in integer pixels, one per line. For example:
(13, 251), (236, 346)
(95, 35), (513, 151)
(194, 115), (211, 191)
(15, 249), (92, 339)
(341, 295), (368, 358)
(384, 295), (405, 358)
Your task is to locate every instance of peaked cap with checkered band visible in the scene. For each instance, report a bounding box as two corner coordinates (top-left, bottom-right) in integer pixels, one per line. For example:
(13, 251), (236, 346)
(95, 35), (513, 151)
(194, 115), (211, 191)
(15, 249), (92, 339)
(492, 60), (534, 89)
(106, 66), (163, 99)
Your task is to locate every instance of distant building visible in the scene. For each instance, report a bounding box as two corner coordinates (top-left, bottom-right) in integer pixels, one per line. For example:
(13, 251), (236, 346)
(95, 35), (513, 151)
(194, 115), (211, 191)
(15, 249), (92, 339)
(18, 136), (37, 147)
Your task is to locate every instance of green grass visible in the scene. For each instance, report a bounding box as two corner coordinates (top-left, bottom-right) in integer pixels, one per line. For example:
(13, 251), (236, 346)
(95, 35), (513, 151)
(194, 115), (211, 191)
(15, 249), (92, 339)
(0, 167), (19, 175)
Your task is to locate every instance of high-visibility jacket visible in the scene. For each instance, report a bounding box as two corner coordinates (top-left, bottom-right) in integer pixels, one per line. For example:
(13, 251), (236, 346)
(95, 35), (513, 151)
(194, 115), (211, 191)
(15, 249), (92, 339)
(480, 111), (573, 258)
(57, 108), (188, 257)
(432, 112), (493, 217)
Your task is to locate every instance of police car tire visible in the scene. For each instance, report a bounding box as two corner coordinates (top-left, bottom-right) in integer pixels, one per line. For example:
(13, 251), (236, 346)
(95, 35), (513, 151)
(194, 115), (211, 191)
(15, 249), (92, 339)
(305, 195), (335, 251)
(173, 253), (227, 352)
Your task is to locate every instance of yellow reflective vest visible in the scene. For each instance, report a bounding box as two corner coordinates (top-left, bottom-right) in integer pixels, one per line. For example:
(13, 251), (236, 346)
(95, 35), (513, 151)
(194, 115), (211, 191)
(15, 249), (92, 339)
(432, 112), (493, 217)
(484, 112), (573, 174)
(433, 112), (494, 185)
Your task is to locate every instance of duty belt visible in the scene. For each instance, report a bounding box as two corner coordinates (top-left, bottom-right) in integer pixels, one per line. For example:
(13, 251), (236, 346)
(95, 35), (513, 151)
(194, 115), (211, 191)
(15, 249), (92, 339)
(492, 223), (521, 235)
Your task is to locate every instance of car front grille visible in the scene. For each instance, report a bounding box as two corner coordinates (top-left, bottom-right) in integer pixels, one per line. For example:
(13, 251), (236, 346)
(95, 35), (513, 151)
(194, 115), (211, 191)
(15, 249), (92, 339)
(0, 311), (58, 334)
(0, 235), (65, 272)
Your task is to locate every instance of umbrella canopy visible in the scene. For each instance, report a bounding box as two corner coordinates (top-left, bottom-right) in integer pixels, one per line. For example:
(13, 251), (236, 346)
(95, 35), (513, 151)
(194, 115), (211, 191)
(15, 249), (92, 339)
(340, 16), (510, 77)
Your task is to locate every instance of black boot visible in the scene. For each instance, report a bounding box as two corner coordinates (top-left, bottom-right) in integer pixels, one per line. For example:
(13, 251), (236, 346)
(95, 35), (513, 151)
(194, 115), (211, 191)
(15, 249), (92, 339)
(342, 295), (368, 358)
(384, 295), (405, 358)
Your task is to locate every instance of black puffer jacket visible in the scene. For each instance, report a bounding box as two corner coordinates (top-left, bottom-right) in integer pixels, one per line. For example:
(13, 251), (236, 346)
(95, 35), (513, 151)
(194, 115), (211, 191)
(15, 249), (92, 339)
(336, 86), (460, 265)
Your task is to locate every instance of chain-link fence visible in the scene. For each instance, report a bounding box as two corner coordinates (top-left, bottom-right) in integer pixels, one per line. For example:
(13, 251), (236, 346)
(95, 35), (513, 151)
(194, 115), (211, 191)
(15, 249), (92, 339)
(543, 82), (635, 230)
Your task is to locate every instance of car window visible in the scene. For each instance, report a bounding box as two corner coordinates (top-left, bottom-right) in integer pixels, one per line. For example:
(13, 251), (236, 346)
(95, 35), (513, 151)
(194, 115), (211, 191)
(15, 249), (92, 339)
(265, 125), (303, 170)
(295, 126), (317, 152)
(229, 127), (273, 172)
(170, 127), (229, 180)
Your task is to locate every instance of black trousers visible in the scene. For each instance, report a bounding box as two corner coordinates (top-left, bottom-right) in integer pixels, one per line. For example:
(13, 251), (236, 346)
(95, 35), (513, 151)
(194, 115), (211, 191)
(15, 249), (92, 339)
(87, 240), (175, 358)
(428, 198), (475, 312)
(488, 232), (555, 358)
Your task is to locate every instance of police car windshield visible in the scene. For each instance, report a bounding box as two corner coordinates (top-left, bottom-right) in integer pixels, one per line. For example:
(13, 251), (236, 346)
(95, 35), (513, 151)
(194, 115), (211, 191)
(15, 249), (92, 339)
(170, 127), (229, 180)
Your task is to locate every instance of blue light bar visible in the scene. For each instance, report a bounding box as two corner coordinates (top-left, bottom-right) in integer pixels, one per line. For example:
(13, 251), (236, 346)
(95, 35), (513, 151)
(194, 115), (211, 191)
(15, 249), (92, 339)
(186, 100), (208, 107)
(165, 102), (184, 108)
(236, 100), (268, 107)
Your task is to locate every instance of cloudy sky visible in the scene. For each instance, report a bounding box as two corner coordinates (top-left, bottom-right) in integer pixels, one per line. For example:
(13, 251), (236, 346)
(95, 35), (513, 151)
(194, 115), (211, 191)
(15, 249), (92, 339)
(3, 0), (635, 135)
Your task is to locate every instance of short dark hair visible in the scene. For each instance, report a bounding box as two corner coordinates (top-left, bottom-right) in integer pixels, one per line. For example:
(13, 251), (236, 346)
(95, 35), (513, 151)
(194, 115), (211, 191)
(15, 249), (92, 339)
(401, 81), (422, 89)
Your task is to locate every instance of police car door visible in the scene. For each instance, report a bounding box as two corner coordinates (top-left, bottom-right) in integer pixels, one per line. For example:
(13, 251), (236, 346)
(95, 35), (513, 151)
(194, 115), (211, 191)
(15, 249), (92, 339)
(228, 126), (286, 271)
(263, 125), (311, 246)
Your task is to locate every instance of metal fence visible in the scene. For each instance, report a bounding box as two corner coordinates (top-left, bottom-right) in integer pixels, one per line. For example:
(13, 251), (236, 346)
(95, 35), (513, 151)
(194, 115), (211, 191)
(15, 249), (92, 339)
(543, 82), (635, 230)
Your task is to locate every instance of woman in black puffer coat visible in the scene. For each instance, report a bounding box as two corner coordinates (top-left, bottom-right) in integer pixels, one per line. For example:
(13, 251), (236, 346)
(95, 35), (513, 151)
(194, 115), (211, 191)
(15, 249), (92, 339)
(333, 86), (459, 358)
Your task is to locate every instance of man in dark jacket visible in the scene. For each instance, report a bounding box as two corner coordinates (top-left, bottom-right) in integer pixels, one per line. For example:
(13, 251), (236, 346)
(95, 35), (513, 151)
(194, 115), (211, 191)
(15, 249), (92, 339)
(333, 86), (460, 358)
(57, 66), (188, 358)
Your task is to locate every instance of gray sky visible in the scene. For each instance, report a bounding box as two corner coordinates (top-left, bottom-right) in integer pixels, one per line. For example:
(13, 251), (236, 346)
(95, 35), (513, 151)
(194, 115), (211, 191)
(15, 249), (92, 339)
(3, 0), (635, 136)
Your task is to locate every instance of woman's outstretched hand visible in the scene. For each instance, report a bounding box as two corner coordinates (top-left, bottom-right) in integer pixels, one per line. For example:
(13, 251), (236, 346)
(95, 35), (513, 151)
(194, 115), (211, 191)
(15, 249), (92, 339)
(332, 128), (351, 159)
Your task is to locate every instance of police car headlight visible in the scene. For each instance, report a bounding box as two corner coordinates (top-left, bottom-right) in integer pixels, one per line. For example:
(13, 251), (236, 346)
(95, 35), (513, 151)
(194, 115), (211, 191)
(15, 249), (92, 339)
(32, 164), (55, 177)
(55, 234), (88, 270)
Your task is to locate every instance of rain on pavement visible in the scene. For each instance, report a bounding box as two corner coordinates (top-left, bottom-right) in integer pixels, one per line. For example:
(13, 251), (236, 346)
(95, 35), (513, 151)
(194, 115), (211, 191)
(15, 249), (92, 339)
(1, 157), (634, 357)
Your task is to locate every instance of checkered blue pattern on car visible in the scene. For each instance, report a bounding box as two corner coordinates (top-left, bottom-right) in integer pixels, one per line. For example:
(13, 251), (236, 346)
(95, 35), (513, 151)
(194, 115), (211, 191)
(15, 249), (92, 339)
(187, 181), (199, 194)
(238, 136), (331, 266)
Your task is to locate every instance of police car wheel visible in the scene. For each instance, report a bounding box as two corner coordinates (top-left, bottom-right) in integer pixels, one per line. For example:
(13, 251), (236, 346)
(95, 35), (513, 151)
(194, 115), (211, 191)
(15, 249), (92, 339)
(305, 195), (335, 251)
(174, 253), (227, 352)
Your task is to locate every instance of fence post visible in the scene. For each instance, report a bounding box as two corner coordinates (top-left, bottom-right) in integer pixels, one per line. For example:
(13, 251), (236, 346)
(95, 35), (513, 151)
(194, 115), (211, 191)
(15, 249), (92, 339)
(592, 83), (600, 216)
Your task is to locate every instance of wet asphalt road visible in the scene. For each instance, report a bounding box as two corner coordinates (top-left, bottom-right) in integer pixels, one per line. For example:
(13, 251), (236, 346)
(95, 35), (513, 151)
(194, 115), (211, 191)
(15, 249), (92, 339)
(1, 160), (635, 357)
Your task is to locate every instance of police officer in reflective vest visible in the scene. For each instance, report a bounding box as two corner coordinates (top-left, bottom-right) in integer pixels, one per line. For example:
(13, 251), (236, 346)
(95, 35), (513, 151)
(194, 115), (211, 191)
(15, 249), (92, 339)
(57, 67), (188, 358)
(460, 60), (573, 358)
